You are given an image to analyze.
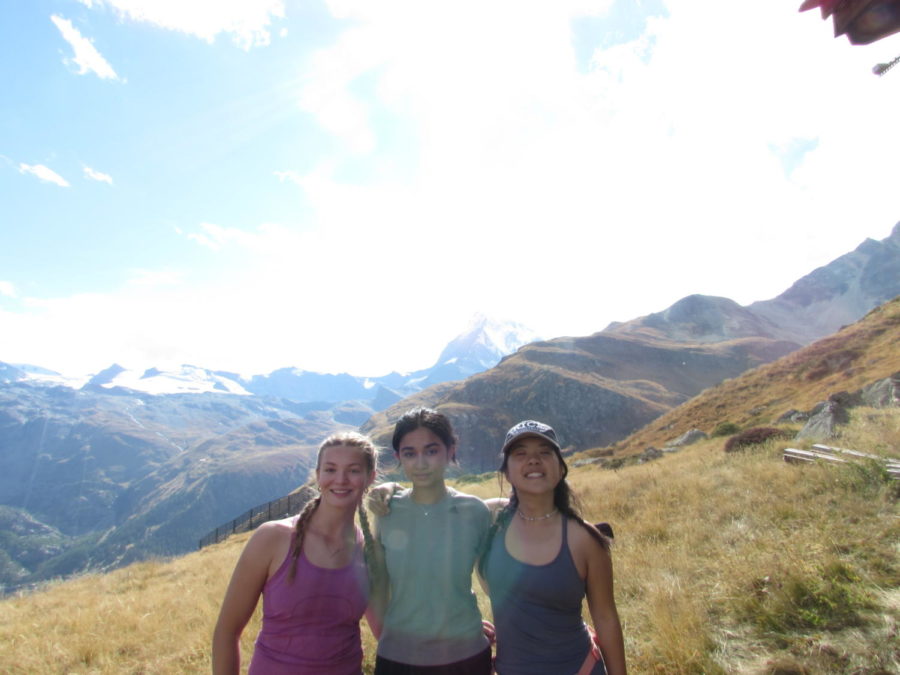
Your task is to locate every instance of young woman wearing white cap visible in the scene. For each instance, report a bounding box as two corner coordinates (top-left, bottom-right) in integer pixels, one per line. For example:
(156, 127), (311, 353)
(478, 420), (627, 675)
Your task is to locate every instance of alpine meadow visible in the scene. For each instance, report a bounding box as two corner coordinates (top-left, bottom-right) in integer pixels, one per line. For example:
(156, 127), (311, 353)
(1, 299), (898, 674)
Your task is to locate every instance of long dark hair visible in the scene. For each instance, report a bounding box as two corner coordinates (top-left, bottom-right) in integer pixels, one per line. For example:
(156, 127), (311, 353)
(479, 429), (609, 573)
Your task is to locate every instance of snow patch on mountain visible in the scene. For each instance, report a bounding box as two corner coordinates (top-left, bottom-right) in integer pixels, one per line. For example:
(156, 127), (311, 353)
(87, 364), (251, 395)
(1, 362), (90, 388)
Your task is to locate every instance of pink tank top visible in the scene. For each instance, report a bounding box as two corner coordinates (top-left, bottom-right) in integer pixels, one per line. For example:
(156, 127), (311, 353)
(248, 523), (369, 675)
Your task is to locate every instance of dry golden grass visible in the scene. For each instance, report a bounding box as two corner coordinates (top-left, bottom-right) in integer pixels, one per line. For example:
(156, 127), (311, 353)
(2, 409), (898, 674)
(0, 541), (256, 674)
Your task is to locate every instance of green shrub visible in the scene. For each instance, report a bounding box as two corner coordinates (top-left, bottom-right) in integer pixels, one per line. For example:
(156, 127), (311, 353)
(712, 421), (741, 437)
(454, 473), (491, 485)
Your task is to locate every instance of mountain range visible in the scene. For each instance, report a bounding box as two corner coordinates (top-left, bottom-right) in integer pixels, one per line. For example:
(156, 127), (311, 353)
(0, 314), (539, 591)
(363, 223), (900, 470)
(3, 313), (540, 408)
(0, 222), (897, 591)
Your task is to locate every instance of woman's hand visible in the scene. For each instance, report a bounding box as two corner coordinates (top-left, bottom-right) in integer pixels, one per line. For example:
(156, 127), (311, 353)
(366, 482), (401, 517)
(482, 619), (496, 645)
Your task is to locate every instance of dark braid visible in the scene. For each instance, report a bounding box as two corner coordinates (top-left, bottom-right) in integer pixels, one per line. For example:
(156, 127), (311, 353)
(552, 479), (610, 551)
(288, 492), (321, 582)
(478, 494), (516, 575)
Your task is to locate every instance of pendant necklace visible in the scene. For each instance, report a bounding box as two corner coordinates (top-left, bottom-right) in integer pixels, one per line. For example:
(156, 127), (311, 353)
(419, 488), (447, 517)
(327, 536), (351, 558)
(517, 507), (558, 522)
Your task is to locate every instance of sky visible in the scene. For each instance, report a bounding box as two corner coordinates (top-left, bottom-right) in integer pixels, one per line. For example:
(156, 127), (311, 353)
(1, 0), (899, 379)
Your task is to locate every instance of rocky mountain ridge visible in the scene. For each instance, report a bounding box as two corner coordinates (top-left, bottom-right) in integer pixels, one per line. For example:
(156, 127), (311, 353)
(362, 331), (800, 472)
(603, 296), (900, 459)
(749, 223), (900, 343)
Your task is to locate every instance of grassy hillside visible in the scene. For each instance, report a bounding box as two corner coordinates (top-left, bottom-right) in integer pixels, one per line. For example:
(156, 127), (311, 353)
(1, 405), (897, 673)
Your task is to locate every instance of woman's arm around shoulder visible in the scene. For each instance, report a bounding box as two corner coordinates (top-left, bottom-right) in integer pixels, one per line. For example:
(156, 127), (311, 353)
(483, 497), (509, 522)
(211, 520), (290, 675)
(571, 522), (628, 675)
(366, 481), (403, 517)
(475, 497), (509, 593)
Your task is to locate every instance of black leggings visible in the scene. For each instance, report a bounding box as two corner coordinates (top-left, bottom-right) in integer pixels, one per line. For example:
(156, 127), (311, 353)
(374, 646), (493, 675)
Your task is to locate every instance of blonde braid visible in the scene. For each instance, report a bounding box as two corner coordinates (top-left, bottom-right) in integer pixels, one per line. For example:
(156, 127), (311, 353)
(356, 502), (385, 591)
(288, 493), (321, 582)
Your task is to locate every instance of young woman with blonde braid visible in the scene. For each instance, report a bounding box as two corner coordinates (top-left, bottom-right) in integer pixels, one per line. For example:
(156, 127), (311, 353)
(212, 432), (383, 675)
(479, 420), (627, 675)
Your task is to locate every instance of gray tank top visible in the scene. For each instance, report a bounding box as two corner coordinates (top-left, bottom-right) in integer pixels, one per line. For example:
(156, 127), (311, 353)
(483, 515), (605, 675)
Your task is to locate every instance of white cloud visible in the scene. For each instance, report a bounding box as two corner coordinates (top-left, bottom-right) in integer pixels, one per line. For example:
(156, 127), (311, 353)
(18, 163), (70, 187)
(83, 165), (114, 184)
(127, 269), (183, 288)
(186, 222), (253, 252)
(81, 0), (286, 50)
(6, 2), (899, 379)
(187, 232), (221, 252)
(284, 0), (900, 341)
(50, 15), (120, 80)
(0, 246), (416, 377)
(273, 170), (303, 185)
(0, 281), (16, 298)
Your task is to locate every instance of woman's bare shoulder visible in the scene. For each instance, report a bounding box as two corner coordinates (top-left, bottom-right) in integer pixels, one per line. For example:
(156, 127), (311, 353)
(261, 515), (297, 530)
(567, 518), (609, 554)
(246, 517), (295, 548)
(484, 497), (509, 520)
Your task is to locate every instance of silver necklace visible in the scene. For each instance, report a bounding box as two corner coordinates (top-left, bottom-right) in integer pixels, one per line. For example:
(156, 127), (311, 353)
(517, 507), (558, 522)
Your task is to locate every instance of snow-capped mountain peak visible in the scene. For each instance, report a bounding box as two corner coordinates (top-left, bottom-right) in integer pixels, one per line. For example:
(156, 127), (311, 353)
(435, 314), (541, 371)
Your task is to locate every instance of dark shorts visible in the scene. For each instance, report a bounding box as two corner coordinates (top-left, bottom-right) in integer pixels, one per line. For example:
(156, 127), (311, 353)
(374, 646), (493, 675)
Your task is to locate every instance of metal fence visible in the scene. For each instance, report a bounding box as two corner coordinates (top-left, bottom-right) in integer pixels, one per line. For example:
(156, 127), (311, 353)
(198, 486), (316, 549)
